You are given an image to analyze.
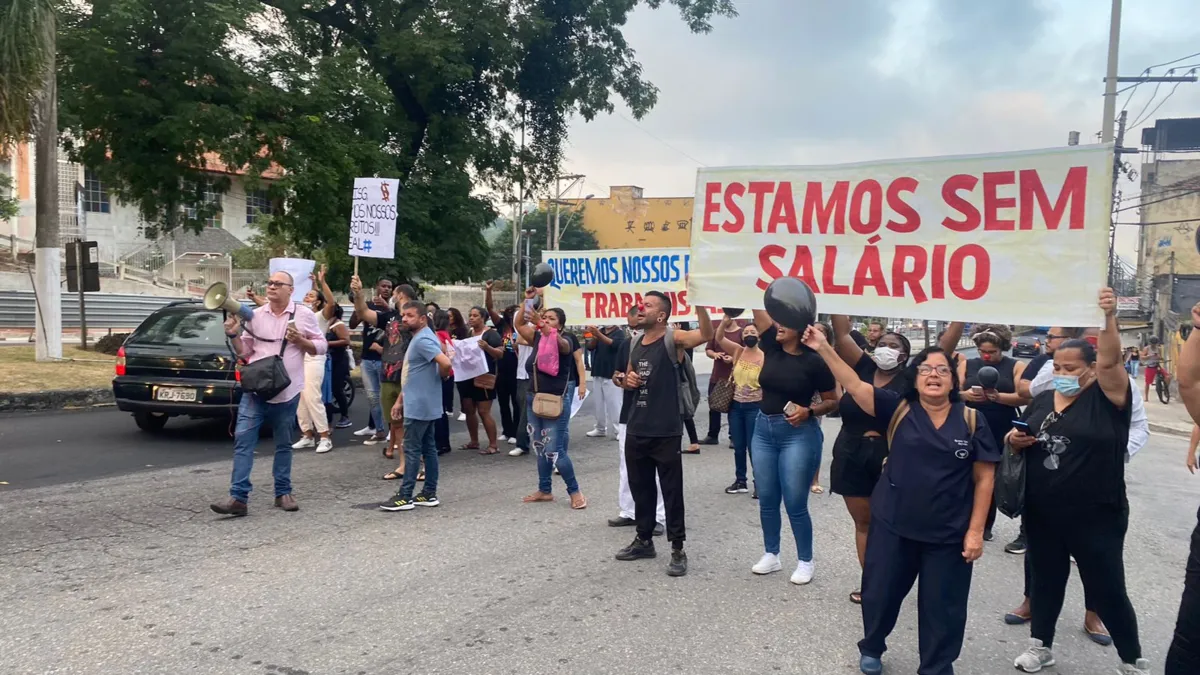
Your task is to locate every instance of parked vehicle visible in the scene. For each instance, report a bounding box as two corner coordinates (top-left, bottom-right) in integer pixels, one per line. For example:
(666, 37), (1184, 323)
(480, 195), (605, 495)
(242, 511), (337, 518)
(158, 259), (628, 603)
(1011, 334), (1042, 358)
(112, 301), (241, 431)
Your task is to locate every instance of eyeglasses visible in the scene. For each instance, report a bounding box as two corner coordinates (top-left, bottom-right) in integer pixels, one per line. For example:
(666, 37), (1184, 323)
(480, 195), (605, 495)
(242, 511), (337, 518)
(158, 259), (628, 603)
(1047, 334), (1068, 340)
(265, 280), (292, 288)
(916, 365), (951, 376)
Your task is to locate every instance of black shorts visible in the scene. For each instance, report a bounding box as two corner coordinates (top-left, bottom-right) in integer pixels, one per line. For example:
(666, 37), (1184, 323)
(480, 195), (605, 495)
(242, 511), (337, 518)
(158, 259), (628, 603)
(830, 432), (888, 498)
(457, 379), (498, 403)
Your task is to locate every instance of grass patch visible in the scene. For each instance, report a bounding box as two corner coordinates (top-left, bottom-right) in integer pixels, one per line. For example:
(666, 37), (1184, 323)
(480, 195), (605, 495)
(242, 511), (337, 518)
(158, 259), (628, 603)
(0, 345), (116, 393)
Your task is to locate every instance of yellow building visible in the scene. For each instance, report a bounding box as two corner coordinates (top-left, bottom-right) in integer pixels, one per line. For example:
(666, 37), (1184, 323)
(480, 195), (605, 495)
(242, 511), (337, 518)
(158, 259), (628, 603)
(545, 185), (694, 249)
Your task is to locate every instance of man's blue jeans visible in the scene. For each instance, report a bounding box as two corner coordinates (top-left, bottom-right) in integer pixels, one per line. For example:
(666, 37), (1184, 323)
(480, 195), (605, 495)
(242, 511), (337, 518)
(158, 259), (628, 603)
(361, 359), (384, 429)
(528, 386), (580, 495)
(752, 412), (823, 561)
(399, 418), (439, 500)
(230, 393), (301, 502)
(728, 400), (760, 483)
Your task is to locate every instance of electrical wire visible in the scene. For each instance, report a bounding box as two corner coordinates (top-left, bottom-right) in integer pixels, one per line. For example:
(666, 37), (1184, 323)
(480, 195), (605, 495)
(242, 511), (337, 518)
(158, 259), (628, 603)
(1115, 187), (1200, 213)
(616, 113), (708, 167)
(1132, 70), (1196, 127)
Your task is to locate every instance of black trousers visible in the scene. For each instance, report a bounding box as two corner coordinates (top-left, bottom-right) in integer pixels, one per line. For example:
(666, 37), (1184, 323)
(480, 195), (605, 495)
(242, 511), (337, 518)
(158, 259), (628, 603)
(328, 351), (351, 417)
(1166, 505), (1200, 674)
(859, 523), (973, 675)
(441, 377), (455, 415)
(1026, 505), (1142, 664)
(707, 408), (722, 440)
(515, 379), (531, 451)
(496, 369), (520, 438)
(626, 434), (686, 545)
(1021, 518), (1095, 611)
(682, 416), (699, 445)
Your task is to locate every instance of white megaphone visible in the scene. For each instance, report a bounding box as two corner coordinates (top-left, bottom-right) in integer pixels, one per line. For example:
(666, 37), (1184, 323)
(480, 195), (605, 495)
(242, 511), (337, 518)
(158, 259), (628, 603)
(203, 282), (255, 322)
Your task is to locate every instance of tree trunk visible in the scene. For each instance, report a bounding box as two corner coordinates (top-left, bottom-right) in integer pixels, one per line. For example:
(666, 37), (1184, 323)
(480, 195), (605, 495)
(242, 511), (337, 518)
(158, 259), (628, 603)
(34, 19), (60, 361)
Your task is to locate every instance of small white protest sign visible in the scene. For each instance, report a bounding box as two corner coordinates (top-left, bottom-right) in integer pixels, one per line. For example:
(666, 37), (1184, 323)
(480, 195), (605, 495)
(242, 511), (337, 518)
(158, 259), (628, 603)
(349, 177), (399, 259)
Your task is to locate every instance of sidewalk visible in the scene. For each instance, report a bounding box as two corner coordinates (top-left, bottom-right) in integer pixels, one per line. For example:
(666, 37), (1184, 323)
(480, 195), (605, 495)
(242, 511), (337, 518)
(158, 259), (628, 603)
(1143, 395), (1196, 438)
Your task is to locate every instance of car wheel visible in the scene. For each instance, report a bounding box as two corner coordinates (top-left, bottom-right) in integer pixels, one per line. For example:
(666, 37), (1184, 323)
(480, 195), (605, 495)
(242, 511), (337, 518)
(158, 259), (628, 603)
(134, 411), (169, 432)
(342, 379), (356, 408)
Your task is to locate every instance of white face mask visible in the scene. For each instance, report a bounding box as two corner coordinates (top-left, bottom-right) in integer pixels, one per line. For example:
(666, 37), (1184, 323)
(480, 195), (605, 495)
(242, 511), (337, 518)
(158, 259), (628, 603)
(872, 346), (903, 371)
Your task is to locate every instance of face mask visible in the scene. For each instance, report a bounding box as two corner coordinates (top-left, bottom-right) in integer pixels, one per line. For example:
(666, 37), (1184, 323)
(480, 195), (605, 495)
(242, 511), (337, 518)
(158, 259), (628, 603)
(1053, 375), (1082, 396)
(872, 346), (903, 371)
(743, 336), (759, 348)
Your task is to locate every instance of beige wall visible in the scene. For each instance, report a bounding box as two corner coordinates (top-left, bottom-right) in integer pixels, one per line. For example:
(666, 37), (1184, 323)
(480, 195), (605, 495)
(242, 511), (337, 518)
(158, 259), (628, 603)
(1139, 158), (1200, 277)
(545, 185), (695, 250)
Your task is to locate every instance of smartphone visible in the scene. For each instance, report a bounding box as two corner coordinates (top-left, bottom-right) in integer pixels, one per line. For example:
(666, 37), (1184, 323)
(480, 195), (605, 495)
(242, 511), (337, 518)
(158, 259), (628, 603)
(1012, 420), (1031, 433)
(783, 401), (800, 416)
(970, 386), (984, 395)
(287, 319), (297, 333)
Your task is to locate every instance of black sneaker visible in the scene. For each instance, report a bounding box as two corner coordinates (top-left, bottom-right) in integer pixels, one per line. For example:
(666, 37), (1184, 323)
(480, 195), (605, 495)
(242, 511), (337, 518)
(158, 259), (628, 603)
(1005, 534), (1028, 555)
(379, 495), (415, 511)
(725, 481), (748, 494)
(667, 549), (688, 577)
(414, 493), (440, 507)
(653, 523), (664, 537)
(608, 516), (635, 527)
(615, 537), (657, 561)
(699, 436), (719, 446)
(983, 529), (995, 542)
(751, 481), (758, 500)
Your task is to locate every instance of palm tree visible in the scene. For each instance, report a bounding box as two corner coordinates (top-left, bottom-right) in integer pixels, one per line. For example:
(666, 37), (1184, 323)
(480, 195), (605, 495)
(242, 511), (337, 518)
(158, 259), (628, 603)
(1, 0), (61, 360)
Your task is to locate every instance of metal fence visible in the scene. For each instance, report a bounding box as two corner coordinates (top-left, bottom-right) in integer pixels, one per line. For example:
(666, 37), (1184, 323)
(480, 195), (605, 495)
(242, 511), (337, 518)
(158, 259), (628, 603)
(0, 290), (189, 330)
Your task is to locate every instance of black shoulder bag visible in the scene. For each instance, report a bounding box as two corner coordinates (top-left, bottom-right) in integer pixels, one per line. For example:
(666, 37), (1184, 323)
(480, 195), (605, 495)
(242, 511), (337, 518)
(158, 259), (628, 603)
(239, 309), (294, 400)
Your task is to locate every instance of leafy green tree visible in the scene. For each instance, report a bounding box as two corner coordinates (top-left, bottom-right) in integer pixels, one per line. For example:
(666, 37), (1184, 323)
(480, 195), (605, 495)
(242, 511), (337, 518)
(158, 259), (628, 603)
(486, 208), (598, 284)
(57, 0), (736, 287)
(0, 174), (18, 222)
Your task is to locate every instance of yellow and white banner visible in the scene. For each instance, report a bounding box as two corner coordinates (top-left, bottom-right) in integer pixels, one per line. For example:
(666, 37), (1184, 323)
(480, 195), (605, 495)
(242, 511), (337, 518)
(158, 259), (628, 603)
(541, 248), (723, 326)
(689, 145), (1114, 327)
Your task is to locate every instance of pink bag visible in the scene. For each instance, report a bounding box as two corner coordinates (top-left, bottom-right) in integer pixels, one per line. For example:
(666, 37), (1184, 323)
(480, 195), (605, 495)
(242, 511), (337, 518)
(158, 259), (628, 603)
(536, 328), (560, 377)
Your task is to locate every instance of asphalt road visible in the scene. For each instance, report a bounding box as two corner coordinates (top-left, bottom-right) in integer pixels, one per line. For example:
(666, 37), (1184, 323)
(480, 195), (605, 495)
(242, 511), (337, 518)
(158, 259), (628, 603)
(4, 355), (1196, 675)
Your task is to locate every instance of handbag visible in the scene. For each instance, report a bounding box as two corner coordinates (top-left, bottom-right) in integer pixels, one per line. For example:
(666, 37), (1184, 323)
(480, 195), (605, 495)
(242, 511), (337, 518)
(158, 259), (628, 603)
(239, 309), (293, 400)
(474, 373), (497, 390)
(996, 440), (1026, 518)
(708, 371), (736, 414)
(531, 365), (569, 419)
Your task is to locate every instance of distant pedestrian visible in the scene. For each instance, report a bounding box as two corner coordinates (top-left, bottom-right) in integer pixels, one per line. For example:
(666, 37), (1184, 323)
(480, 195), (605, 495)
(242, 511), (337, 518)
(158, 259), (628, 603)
(585, 323), (627, 440)
(350, 277), (392, 441)
(210, 271), (327, 516)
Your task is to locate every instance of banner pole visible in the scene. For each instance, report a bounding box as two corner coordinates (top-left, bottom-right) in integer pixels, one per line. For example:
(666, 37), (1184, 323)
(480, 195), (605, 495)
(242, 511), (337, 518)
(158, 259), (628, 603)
(353, 255), (359, 277)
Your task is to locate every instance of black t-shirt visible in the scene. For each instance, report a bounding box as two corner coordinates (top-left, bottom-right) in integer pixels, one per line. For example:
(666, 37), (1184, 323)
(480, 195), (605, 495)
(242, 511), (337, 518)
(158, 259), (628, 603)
(871, 389), (1001, 544)
(360, 301), (386, 361)
(838, 356), (911, 437)
(376, 309), (412, 382)
(757, 326), (836, 415)
(527, 331), (580, 395)
(498, 329), (518, 375)
(1022, 382), (1131, 515)
(1022, 353), (1051, 381)
(627, 333), (683, 437)
(473, 328), (504, 374)
(616, 335), (635, 425)
(590, 328), (626, 380)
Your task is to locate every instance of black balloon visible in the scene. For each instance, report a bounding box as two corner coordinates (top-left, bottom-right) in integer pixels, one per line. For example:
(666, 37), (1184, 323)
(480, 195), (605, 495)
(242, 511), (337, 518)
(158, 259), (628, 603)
(530, 262), (555, 288)
(763, 277), (817, 330)
(977, 365), (999, 389)
(722, 307), (745, 318)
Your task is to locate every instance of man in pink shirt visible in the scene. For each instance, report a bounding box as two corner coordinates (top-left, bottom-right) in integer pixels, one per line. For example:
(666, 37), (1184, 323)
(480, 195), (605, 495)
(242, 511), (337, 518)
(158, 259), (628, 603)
(211, 271), (327, 516)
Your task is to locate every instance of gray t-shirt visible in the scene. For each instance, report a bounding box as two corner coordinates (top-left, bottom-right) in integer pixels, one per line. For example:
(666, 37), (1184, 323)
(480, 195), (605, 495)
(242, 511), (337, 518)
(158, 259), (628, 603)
(402, 326), (444, 422)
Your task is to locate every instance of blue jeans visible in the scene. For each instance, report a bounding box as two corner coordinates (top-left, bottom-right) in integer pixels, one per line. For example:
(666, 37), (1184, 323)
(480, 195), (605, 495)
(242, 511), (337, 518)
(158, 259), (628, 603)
(361, 359), (384, 429)
(752, 412), (823, 561)
(527, 387), (580, 495)
(230, 393), (301, 502)
(728, 400), (760, 482)
(400, 418), (439, 499)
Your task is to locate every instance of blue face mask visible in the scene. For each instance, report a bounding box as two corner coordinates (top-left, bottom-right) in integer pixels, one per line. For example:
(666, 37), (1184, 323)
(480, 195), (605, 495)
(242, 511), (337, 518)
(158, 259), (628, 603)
(1053, 375), (1082, 396)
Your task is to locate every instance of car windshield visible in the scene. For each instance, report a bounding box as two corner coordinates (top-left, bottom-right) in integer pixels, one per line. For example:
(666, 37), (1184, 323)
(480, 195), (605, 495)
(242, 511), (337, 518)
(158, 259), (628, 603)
(131, 308), (227, 347)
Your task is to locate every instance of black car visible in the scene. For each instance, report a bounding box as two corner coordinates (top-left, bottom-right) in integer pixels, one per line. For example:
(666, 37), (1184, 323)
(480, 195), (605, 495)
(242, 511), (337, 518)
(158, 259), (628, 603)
(1011, 334), (1042, 358)
(113, 301), (241, 431)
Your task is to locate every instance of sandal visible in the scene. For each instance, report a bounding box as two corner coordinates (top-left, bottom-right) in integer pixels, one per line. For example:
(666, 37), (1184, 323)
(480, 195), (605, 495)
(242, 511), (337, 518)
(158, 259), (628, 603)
(460, 443), (480, 451)
(570, 493), (588, 510)
(417, 471), (425, 482)
(382, 470), (403, 480)
(479, 446), (499, 455)
(522, 492), (554, 503)
(849, 590), (862, 605)
(811, 484), (824, 494)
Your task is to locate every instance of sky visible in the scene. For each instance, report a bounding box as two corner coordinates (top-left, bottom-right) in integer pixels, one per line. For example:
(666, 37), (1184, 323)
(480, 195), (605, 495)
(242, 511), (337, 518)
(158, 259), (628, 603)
(559, 0), (1200, 260)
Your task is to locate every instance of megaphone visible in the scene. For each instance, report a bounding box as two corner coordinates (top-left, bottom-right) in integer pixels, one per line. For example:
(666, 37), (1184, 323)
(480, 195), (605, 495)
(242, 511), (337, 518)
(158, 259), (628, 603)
(203, 282), (255, 323)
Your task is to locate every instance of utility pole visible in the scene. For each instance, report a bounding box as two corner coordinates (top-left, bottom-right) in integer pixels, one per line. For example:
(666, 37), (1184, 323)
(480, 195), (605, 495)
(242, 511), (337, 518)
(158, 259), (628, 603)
(509, 199), (519, 287)
(1100, 0), (1122, 143)
(1108, 109), (1127, 287)
(549, 174), (584, 250)
(33, 14), (61, 361)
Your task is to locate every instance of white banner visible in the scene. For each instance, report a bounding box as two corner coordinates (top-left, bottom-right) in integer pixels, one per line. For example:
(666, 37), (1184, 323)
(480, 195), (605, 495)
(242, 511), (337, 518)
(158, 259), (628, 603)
(269, 257), (315, 304)
(689, 145), (1114, 327)
(349, 177), (399, 259)
(541, 248), (725, 326)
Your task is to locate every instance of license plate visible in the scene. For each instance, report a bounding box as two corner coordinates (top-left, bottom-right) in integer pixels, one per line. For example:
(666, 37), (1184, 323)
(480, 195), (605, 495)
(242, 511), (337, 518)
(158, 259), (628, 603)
(155, 387), (197, 402)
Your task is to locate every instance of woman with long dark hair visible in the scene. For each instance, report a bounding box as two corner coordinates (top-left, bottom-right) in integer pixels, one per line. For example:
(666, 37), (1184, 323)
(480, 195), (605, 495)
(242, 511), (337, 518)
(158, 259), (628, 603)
(432, 309), (455, 456)
(486, 281), (521, 445)
(324, 304), (353, 433)
(446, 307), (469, 418)
(1010, 289), (1148, 675)
(458, 306), (503, 454)
(805, 328), (998, 675)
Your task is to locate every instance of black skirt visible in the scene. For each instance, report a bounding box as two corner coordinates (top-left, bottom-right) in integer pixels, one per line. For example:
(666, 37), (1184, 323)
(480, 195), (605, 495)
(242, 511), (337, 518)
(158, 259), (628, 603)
(830, 432), (888, 498)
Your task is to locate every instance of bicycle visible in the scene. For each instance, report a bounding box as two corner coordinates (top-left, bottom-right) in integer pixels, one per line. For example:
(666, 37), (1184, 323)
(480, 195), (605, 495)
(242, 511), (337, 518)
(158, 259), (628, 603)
(1153, 363), (1172, 404)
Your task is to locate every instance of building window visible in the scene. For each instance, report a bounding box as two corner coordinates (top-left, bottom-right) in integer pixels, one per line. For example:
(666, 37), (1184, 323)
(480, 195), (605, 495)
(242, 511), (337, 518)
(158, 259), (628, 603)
(183, 179), (222, 228)
(83, 169), (110, 213)
(246, 189), (273, 225)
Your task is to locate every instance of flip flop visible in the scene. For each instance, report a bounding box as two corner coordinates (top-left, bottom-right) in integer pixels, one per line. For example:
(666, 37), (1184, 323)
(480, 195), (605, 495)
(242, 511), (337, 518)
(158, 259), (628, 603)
(522, 492), (554, 503)
(417, 472), (425, 482)
(811, 485), (824, 494)
(570, 493), (588, 510)
(382, 471), (403, 481)
(849, 590), (862, 605)
(479, 446), (499, 455)
(460, 443), (480, 451)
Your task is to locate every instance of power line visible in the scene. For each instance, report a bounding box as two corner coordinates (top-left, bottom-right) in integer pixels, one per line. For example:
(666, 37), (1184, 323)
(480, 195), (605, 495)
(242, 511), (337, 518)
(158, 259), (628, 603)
(1115, 187), (1200, 212)
(1118, 184), (1200, 202)
(616, 113), (708, 167)
(1132, 69), (1196, 127)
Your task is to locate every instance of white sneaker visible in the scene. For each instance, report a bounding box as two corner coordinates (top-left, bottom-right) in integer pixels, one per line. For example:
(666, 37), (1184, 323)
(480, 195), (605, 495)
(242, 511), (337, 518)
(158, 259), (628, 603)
(498, 434), (508, 442)
(790, 560), (814, 585)
(508, 447), (525, 456)
(1117, 659), (1151, 675)
(457, 413), (467, 422)
(291, 437), (316, 449)
(315, 438), (333, 454)
(586, 428), (606, 438)
(353, 426), (374, 437)
(508, 437), (518, 445)
(1014, 639), (1056, 673)
(752, 552), (782, 575)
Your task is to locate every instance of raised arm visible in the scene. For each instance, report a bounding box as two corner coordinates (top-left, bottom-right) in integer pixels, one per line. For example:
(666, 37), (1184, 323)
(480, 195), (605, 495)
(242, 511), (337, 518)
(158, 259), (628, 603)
(672, 306), (714, 351)
(1095, 288), (1129, 409)
(349, 275), (381, 327)
(802, 325), (875, 416)
(484, 280), (503, 326)
(939, 321), (965, 356)
(513, 289), (538, 344)
(316, 266), (336, 320)
(830, 314), (865, 367)
(1179, 302), (1200, 424)
(752, 309), (772, 334)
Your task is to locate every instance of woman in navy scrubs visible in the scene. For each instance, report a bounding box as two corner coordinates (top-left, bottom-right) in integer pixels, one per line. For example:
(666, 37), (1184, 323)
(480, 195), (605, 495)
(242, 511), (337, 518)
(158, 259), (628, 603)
(804, 327), (1000, 675)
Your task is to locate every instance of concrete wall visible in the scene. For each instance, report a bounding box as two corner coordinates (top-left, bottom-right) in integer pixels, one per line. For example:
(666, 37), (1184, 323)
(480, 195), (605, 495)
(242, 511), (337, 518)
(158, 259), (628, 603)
(1138, 158), (1200, 277)
(542, 185), (695, 250)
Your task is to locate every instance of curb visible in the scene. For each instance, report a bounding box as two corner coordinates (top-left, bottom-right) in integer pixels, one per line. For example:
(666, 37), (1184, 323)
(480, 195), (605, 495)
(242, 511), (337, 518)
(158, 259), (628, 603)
(1149, 422), (1194, 439)
(0, 388), (114, 413)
